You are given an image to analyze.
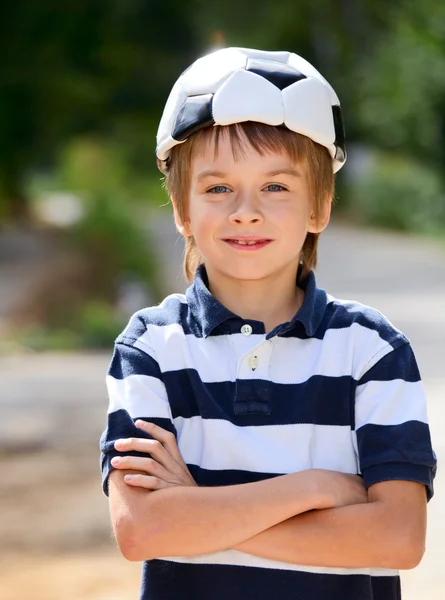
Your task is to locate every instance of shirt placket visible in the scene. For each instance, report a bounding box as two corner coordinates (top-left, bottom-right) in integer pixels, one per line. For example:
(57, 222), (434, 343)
(230, 323), (274, 416)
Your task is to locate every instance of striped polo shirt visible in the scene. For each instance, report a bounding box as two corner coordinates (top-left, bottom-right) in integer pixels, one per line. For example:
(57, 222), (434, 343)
(100, 264), (436, 600)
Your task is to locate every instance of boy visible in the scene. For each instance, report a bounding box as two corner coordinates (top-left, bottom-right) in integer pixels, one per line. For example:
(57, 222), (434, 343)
(100, 48), (436, 600)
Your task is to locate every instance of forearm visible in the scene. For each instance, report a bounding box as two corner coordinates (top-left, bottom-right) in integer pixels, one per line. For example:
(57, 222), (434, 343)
(234, 500), (422, 570)
(121, 471), (323, 561)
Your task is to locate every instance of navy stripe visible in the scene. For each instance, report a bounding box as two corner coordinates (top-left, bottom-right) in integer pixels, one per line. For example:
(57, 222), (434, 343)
(142, 560), (401, 600)
(357, 421), (436, 499)
(357, 421), (435, 469)
(363, 462), (435, 501)
(108, 342), (162, 380)
(164, 370), (355, 426)
(306, 300), (409, 345)
(100, 410), (175, 449)
(188, 464), (281, 487)
(100, 411), (175, 496)
(117, 299), (205, 339)
(358, 342), (420, 384)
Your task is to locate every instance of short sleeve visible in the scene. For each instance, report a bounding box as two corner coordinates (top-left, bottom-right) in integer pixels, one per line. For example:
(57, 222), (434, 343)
(355, 340), (437, 500)
(99, 340), (176, 497)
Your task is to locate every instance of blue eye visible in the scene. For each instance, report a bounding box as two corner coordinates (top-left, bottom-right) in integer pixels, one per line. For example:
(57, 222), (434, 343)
(265, 184), (286, 192)
(208, 185), (230, 194)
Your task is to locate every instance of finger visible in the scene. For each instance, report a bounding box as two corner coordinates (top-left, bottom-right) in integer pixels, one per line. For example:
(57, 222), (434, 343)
(111, 455), (157, 473)
(135, 420), (182, 461)
(111, 455), (177, 481)
(114, 437), (174, 469)
(124, 474), (170, 490)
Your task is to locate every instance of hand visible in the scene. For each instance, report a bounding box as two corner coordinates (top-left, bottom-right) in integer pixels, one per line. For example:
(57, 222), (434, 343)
(111, 420), (198, 490)
(310, 469), (368, 510)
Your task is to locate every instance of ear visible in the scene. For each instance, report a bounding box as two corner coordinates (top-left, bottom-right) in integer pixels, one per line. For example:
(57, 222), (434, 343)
(307, 195), (332, 234)
(171, 196), (193, 237)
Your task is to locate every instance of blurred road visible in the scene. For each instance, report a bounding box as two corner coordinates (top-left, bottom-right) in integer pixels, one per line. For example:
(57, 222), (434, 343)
(0, 217), (444, 599)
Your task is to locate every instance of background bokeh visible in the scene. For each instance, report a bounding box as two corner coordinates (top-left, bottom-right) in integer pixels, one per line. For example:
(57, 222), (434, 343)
(0, 1), (444, 598)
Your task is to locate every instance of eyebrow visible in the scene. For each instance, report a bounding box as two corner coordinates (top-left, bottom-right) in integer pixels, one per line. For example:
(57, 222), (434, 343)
(265, 168), (301, 178)
(195, 167), (301, 181)
(196, 170), (227, 181)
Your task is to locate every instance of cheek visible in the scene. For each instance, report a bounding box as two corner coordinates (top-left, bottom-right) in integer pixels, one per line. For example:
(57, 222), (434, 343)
(189, 202), (223, 232)
(187, 209), (215, 245)
(273, 202), (310, 226)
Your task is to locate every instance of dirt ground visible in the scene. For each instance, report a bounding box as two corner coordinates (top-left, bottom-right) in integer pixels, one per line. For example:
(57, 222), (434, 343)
(0, 446), (142, 600)
(0, 550), (140, 600)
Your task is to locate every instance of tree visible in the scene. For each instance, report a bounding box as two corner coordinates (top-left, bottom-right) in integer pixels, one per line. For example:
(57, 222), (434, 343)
(0, 0), (197, 223)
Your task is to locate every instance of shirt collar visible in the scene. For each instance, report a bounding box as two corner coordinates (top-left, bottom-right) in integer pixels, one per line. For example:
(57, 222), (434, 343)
(186, 263), (328, 338)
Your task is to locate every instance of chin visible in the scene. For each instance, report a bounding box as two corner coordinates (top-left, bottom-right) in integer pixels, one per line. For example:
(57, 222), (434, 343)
(218, 264), (275, 281)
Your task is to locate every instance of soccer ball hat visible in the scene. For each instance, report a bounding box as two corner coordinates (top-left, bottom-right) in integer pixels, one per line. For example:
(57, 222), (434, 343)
(156, 47), (346, 173)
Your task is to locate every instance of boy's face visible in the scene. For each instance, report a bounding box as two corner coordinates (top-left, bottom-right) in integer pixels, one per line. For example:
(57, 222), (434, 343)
(174, 133), (330, 285)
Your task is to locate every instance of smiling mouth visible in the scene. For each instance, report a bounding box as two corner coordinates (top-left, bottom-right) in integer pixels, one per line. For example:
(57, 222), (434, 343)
(224, 239), (272, 249)
(228, 239), (267, 245)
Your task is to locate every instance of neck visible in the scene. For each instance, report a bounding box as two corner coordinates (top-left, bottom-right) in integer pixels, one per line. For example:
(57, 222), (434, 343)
(205, 264), (304, 334)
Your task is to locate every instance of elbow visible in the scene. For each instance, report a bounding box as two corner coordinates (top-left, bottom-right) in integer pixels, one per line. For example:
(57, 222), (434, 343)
(381, 532), (425, 570)
(119, 534), (148, 563)
(395, 519), (426, 570)
(388, 548), (424, 571)
(395, 539), (425, 570)
(121, 544), (151, 563)
(113, 516), (156, 562)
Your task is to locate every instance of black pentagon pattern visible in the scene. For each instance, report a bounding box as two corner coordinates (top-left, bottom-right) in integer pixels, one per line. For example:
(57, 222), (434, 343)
(246, 58), (306, 90)
(332, 105), (346, 162)
(172, 94), (215, 142)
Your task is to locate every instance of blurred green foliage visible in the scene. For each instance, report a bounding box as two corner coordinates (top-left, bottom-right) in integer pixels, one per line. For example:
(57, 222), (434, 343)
(0, 0), (197, 219)
(347, 152), (445, 234)
(11, 300), (127, 352)
(57, 138), (162, 297)
(1, 0), (445, 230)
(2, 0), (445, 349)
(355, 1), (445, 169)
(16, 138), (163, 351)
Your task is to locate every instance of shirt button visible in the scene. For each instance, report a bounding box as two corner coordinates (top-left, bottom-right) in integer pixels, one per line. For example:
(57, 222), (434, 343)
(249, 355), (259, 370)
(241, 324), (253, 336)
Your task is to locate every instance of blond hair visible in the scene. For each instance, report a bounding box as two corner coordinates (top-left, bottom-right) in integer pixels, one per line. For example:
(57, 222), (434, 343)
(158, 122), (335, 283)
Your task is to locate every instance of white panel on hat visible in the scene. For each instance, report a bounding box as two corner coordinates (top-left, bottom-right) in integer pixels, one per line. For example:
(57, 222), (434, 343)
(283, 77), (336, 146)
(180, 48), (247, 96)
(287, 53), (340, 106)
(157, 134), (186, 162)
(213, 70), (284, 126)
(232, 47), (291, 64)
(156, 82), (188, 147)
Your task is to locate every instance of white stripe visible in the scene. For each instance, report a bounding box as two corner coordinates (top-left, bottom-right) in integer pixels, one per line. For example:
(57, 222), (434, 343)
(355, 379), (428, 428)
(158, 549), (398, 577)
(175, 417), (358, 474)
(120, 294), (187, 344)
(143, 322), (391, 384)
(106, 374), (171, 419)
(145, 322), (264, 382)
(271, 323), (390, 382)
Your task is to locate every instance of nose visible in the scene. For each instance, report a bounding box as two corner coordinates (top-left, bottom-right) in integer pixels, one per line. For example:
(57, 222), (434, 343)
(228, 193), (263, 225)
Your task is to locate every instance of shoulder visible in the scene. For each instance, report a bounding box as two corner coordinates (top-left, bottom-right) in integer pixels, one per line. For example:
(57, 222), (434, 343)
(324, 292), (408, 345)
(115, 292), (196, 349)
(321, 292), (410, 378)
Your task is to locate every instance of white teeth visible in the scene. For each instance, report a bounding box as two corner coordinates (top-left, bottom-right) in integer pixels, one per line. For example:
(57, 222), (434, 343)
(233, 240), (261, 245)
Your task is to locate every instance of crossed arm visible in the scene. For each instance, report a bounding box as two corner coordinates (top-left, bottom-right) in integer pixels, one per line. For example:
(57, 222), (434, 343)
(233, 479), (426, 569)
(108, 421), (427, 569)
